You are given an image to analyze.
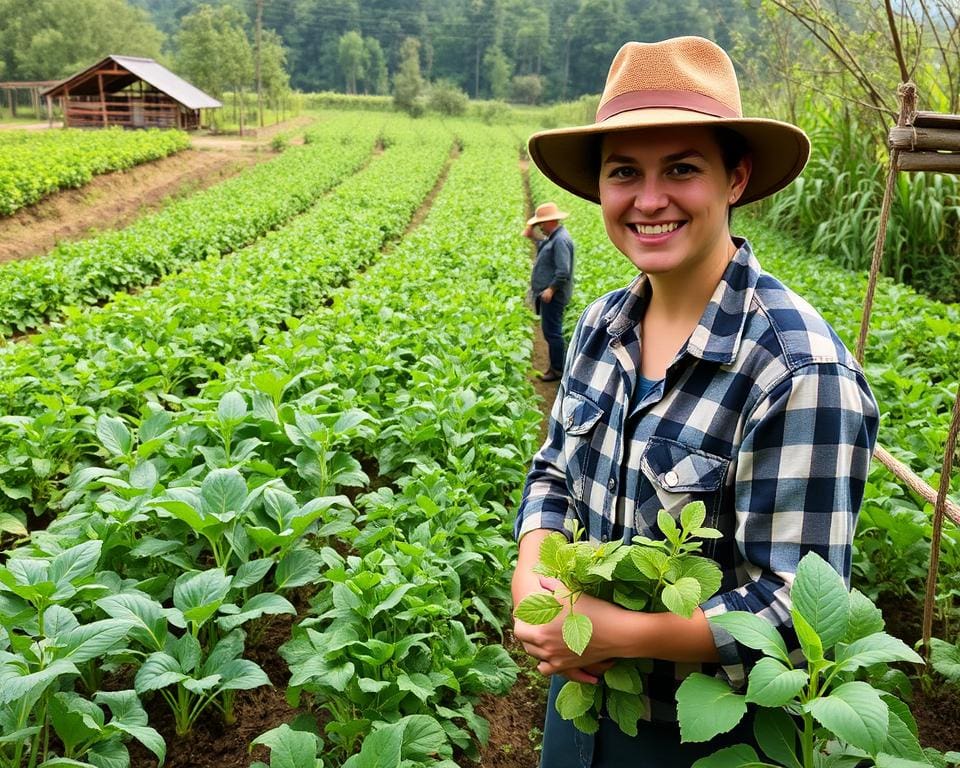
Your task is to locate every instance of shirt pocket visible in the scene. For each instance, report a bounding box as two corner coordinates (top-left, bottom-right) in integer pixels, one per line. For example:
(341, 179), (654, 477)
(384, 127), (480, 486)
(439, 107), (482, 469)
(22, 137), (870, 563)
(638, 436), (729, 539)
(560, 392), (604, 503)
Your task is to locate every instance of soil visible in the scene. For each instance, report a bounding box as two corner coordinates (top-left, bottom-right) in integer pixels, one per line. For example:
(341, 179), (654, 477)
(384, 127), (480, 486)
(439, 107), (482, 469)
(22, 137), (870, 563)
(0, 115), (317, 264)
(0, 149), (261, 263)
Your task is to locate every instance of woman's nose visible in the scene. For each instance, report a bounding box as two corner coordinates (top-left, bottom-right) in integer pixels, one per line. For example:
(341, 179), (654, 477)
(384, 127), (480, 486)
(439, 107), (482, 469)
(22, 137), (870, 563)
(633, 179), (668, 213)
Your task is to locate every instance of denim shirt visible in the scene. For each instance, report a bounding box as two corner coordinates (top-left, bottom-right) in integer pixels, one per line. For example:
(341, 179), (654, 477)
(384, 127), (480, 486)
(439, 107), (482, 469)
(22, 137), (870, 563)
(531, 224), (575, 305)
(515, 239), (879, 720)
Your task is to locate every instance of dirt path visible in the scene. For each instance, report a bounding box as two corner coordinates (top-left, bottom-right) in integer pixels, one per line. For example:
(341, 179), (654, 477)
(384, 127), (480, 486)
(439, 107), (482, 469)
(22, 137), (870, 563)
(0, 148), (262, 263)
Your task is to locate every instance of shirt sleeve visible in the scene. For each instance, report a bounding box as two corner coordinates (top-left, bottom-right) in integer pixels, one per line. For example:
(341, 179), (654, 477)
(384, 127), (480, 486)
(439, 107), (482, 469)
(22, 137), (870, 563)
(550, 237), (573, 289)
(700, 361), (879, 688)
(514, 311), (587, 541)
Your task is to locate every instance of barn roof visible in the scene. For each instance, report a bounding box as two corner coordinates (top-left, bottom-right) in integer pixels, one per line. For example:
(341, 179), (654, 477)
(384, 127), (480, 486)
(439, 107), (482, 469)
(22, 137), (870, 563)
(42, 55), (221, 110)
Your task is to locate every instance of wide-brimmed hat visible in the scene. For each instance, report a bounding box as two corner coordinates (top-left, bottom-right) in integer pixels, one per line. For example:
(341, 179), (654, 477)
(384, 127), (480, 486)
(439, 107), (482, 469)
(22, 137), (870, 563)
(528, 37), (810, 206)
(526, 201), (570, 226)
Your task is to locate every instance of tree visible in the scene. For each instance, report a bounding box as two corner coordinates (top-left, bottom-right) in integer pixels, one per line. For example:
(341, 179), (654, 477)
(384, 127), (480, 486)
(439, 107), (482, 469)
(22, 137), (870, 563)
(177, 5), (252, 131)
(483, 45), (510, 100)
(260, 29), (290, 118)
(362, 36), (388, 95)
(0, 0), (163, 80)
(393, 36), (423, 115)
(510, 73), (543, 104)
(337, 30), (364, 94)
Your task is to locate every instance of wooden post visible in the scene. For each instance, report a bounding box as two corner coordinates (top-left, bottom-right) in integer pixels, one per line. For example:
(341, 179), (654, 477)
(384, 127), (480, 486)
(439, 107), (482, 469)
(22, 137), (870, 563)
(922, 390), (960, 656)
(98, 73), (107, 127)
(46, 95), (53, 127)
(8, 87), (16, 118)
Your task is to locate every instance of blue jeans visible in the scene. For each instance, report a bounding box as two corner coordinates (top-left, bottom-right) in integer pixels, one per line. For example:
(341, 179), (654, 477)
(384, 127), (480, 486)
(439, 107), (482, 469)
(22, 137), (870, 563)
(540, 676), (756, 768)
(538, 296), (567, 373)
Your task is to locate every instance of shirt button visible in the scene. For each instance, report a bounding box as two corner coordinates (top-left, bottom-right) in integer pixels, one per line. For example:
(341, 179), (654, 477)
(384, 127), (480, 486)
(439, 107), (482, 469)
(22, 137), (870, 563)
(663, 470), (680, 488)
(601, 534), (609, 543)
(607, 477), (616, 491)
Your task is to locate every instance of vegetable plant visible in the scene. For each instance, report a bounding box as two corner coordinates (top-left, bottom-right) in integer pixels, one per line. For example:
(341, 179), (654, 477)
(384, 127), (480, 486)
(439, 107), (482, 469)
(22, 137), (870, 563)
(513, 501), (722, 736)
(676, 552), (927, 768)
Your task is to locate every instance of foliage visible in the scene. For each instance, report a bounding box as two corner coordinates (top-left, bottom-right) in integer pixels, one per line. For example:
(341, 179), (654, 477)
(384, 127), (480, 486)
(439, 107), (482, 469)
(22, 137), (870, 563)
(514, 503), (722, 735)
(427, 80), (468, 117)
(393, 37), (424, 117)
(677, 552), (926, 768)
(0, 0), (163, 80)
(510, 74), (543, 105)
(176, 4), (252, 102)
(762, 104), (960, 303)
(0, 128), (188, 216)
(338, 31), (365, 95)
(483, 46), (511, 101)
(0, 113), (375, 336)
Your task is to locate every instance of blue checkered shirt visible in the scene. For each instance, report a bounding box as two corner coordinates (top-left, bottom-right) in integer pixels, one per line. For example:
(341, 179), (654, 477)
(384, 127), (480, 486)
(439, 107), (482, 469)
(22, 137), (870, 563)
(515, 239), (879, 721)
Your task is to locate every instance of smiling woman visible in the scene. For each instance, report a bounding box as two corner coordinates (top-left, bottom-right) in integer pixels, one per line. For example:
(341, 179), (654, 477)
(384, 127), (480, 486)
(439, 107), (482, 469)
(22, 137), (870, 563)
(511, 37), (880, 768)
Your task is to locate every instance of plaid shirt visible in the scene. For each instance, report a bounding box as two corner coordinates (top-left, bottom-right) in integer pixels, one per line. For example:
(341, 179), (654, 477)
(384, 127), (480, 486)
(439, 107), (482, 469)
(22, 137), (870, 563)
(516, 239), (878, 721)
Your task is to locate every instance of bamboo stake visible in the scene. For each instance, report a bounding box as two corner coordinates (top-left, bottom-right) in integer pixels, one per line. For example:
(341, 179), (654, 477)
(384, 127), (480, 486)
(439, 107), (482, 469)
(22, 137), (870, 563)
(921, 389), (960, 655)
(855, 83), (916, 364)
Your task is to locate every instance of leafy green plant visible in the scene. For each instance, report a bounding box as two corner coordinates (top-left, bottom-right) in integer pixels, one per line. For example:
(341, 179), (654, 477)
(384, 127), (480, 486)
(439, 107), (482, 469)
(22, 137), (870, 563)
(250, 720), (324, 768)
(514, 502), (722, 735)
(676, 552), (926, 768)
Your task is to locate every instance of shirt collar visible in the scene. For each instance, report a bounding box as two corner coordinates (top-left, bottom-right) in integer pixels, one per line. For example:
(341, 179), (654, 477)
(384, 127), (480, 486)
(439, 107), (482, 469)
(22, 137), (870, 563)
(602, 238), (759, 365)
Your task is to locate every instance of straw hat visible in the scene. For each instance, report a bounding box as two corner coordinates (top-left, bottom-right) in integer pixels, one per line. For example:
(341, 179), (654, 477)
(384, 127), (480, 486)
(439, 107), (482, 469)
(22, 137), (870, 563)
(528, 37), (810, 206)
(526, 201), (570, 226)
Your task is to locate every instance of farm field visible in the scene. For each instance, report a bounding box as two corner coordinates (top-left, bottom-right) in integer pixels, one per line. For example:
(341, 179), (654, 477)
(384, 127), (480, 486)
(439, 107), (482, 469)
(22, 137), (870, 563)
(0, 109), (958, 768)
(0, 127), (191, 216)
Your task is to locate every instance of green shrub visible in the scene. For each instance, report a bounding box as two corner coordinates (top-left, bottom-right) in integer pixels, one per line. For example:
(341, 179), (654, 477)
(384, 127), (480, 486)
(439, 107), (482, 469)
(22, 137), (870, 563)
(427, 79), (468, 116)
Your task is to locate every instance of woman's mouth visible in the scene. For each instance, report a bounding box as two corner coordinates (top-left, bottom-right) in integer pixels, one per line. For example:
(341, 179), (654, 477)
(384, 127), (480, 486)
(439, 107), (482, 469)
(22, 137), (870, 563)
(626, 221), (684, 238)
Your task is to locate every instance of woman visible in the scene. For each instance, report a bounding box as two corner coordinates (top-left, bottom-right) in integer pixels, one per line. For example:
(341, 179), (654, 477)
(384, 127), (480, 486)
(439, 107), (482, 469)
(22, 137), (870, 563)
(511, 37), (879, 766)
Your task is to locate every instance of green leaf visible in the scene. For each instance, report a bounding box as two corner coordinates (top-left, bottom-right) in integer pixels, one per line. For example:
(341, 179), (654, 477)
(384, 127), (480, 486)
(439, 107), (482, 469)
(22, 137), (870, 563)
(514, 593), (563, 625)
(680, 501), (707, 531)
(97, 415), (132, 457)
(791, 608), (824, 663)
(745, 657), (809, 707)
(661, 577), (702, 618)
(218, 391), (247, 424)
(216, 659), (271, 692)
(217, 592), (296, 631)
(555, 680), (595, 720)
(834, 632), (922, 673)
(710, 611), (791, 664)
(631, 548), (670, 580)
(251, 723), (321, 768)
(881, 704), (927, 762)
(692, 745), (761, 768)
(805, 681), (889, 755)
(173, 569), (232, 629)
(397, 714), (451, 761)
(95, 594), (169, 652)
(930, 638), (960, 683)
(753, 708), (802, 768)
(572, 711), (599, 734)
(562, 612), (592, 655)
(49, 541), (102, 586)
(397, 672), (436, 703)
(844, 588), (885, 642)
(676, 673), (747, 743)
(274, 549), (323, 589)
(200, 469), (247, 519)
(134, 653), (186, 694)
(678, 556), (722, 603)
(791, 552), (849, 650)
(57, 619), (134, 664)
(657, 509), (680, 545)
(606, 688), (643, 737)
(538, 532), (567, 573)
(603, 661), (642, 694)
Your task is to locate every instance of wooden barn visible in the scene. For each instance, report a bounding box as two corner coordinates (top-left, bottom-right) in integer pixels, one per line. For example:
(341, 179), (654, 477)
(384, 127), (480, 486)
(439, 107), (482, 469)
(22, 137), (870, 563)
(42, 55), (221, 130)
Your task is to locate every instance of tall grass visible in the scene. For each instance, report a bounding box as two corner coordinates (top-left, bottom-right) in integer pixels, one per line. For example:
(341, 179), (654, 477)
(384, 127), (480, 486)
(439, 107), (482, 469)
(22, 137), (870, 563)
(762, 104), (960, 303)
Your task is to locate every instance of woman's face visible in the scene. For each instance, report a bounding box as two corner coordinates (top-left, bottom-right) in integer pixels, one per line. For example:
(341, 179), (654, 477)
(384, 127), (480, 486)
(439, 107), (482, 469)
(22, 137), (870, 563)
(598, 125), (751, 277)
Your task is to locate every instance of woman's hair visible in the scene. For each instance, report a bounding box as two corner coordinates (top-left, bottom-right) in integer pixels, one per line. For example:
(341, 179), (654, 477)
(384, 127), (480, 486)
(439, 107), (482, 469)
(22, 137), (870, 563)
(712, 126), (751, 224)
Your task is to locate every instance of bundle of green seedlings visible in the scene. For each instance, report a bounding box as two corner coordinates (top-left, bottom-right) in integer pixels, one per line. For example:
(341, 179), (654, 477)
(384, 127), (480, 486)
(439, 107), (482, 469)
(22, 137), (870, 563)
(513, 501), (722, 735)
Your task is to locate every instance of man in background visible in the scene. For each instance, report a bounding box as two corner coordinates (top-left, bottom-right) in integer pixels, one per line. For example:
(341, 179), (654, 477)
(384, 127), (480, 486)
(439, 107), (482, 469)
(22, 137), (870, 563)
(525, 202), (574, 382)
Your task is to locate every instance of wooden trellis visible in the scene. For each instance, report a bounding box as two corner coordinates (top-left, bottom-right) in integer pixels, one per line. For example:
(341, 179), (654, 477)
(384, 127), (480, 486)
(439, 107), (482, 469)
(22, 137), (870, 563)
(856, 82), (960, 654)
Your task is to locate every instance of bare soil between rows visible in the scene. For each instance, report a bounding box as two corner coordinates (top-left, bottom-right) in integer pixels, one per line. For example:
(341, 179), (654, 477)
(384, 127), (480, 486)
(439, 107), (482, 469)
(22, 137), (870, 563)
(0, 148), (263, 263)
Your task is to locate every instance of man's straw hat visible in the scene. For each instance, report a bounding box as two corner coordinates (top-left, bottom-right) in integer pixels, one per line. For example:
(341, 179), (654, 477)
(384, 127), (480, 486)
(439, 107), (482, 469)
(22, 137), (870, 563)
(528, 37), (810, 206)
(526, 201), (570, 226)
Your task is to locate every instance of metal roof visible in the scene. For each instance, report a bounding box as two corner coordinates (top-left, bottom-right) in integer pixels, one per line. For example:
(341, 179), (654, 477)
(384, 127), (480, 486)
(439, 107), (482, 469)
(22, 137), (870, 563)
(42, 56), (221, 110)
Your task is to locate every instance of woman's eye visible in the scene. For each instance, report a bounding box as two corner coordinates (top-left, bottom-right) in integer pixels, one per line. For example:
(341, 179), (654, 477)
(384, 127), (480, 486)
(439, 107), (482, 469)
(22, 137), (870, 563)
(609, 166), (636, 179)
(667, 163), (699, 177)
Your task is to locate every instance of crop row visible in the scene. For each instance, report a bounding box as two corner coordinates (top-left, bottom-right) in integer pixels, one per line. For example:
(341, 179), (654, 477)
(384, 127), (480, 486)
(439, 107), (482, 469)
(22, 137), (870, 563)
(528, 169), (960, 615)
(0, 127), (191, 216)
(0, 117), (454, 522)
(0, 113), (378, 337)
(0, 125), (539, 767)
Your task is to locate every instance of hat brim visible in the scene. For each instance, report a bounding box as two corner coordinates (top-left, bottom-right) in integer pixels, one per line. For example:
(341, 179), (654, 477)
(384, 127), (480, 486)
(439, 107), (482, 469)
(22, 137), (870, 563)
(526, 210), (570, 226)
(528, 108), (810, 206)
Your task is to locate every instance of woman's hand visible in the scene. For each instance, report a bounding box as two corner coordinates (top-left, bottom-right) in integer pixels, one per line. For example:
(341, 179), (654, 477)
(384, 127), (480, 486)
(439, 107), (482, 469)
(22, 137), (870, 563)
(540, 286), (555, 303)
(513, 576), (627, 684)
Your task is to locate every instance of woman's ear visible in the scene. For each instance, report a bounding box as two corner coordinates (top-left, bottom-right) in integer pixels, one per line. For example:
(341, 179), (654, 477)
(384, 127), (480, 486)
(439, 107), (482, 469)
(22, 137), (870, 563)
(728, 155), (753, 205)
